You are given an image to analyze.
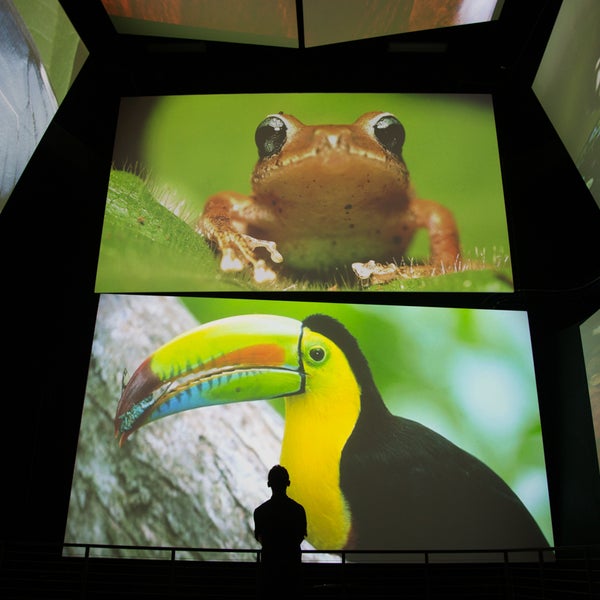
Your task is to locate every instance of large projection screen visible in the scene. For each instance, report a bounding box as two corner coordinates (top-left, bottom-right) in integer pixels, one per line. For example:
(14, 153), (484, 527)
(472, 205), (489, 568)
(580, 309), (600, 470)
(0, 0), (87, 212)
(532, 0), (600, 210)
(65, 295), (552, 561)
(95, 93), (512, 293)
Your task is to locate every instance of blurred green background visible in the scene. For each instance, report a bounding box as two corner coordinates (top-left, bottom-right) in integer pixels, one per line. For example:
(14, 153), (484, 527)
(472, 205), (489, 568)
(178, 296), (552, 544)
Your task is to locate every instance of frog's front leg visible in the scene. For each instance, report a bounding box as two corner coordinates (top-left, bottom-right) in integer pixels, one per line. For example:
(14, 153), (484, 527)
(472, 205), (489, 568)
(411, 198), (461, 269)
(197, 192), (283, 283)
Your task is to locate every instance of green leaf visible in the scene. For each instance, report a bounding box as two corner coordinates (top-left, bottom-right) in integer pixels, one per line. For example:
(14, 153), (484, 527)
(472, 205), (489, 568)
(96, 170), (246, 292)
(96, 169), (513, 293)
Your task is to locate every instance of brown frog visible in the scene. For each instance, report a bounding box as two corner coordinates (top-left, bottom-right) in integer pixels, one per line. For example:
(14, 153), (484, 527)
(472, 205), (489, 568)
(198, 111), (461, 283)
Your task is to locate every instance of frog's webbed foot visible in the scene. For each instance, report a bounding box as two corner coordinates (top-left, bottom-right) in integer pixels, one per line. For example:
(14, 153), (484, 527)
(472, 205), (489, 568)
(199, 194), (284, 283)
(216, 232), (283, 283)
(219, 234), (283, 283)
(352, 259), (444, 287)
(352, 261), (402, 287)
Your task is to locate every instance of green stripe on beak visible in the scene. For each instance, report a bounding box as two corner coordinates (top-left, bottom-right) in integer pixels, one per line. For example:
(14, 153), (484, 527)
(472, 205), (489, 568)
(115, 314), (304, 445)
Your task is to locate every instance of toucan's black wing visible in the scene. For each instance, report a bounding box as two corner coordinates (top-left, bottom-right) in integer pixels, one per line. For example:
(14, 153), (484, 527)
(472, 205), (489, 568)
(340, 411), (548, 551)
(302, 313), (548, 552)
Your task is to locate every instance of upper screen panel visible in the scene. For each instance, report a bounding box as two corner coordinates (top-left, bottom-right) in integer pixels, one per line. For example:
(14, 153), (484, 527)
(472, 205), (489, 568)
(303, 0), (503, 47)
(99, 1), (502, 48)
(100, 0), (299, 47)
(95, 92), (512, 293)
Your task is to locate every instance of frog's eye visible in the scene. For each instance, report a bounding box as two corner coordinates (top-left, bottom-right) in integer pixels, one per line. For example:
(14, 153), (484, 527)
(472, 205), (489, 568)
(255, 115), (288, 159)
(373, 114), (405, 159)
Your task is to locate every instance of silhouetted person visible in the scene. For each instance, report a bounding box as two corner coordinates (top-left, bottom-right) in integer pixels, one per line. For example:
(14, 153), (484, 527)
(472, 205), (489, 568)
(254, 465), (307, 599)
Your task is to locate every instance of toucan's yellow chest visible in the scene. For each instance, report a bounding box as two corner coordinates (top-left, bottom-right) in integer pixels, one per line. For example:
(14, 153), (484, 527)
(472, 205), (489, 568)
(280, 356), (361, 550)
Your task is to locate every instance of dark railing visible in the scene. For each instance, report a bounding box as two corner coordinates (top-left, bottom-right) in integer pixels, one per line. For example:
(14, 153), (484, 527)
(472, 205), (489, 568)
(1, 541), (598, 599)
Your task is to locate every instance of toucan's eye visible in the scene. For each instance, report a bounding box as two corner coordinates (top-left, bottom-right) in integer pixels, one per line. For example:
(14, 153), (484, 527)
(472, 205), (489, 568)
(255, 115), (287, 159)
(308, 346), (326, 363)
(373, 114), (405, 159)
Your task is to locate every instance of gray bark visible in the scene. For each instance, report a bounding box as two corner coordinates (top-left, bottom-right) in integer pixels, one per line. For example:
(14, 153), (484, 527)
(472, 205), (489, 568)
(65, 294), (284, 560)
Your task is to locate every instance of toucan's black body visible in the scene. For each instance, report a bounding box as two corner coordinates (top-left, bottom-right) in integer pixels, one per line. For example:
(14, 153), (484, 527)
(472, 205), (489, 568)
(304, 315), (548, 551)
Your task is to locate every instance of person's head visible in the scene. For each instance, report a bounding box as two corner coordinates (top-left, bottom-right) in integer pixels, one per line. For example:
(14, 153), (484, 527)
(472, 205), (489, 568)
(267, 465), (290, 493)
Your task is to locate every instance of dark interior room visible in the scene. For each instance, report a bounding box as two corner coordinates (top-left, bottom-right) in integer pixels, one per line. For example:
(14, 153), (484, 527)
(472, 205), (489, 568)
(1, 0), (599, 598)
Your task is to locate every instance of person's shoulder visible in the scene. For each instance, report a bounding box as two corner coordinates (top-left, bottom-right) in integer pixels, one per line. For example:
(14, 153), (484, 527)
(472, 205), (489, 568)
(288, 497), (306, 512)
(254, 499), (271, 515)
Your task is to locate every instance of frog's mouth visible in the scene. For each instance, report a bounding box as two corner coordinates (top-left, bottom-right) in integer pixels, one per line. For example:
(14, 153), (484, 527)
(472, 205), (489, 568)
(256, 150), (410, 207)
(300, 141), (390, 174)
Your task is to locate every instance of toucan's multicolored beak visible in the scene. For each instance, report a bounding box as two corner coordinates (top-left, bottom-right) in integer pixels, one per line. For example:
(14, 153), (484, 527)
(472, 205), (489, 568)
(114, 314), (304, 446)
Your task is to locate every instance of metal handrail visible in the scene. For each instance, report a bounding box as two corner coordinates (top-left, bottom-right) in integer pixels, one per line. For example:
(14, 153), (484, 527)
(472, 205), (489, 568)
(57, 541), (585, 563)
(2, 542), (598, 599)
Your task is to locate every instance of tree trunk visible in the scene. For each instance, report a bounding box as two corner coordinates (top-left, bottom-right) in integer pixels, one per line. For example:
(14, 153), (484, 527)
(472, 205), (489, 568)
(65, 294), (283, 560)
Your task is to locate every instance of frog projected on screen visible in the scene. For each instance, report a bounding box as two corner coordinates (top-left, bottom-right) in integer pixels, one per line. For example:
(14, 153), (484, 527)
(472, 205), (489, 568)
(198, 112), (462, 283)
